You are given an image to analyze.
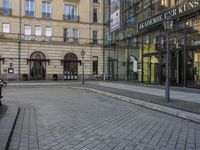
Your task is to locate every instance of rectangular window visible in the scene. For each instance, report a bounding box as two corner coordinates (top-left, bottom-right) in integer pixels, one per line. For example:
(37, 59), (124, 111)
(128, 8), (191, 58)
(93, 8), (98, 23)
(64, 4), (77, 16)
(25, 0), (34, 16)
(93, 30), (98, 44)
(73, 28), (78, 44)
(64, 4), (78, 21)
(64, 28), (69, 43)
(3, 0), (9, 8)
(93, 56), (98, 75)
(2, 23), (10, 33)
(24, 25), (31, 40)
(45, 27), (52, 37)
(42, 2), (51, 18)
(35, 26), (42, 36)
(24, 25), (31, 35)
(35, 26), (42, 41)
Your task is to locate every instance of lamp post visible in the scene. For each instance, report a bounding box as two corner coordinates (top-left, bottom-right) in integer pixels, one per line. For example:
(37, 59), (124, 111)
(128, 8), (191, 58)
(81, 49), (85, 84)
(163, 17), (173, 102)
(19, 0), (22, 80)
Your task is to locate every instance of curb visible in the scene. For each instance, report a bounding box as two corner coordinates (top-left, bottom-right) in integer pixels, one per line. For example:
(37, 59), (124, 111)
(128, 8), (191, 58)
(75, 87), (200, 124)
(0, 105), (20, 150)
(5, 107), (20, 150)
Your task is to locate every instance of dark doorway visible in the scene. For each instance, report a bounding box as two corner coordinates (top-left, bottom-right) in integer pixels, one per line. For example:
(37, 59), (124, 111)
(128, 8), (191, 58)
(63, 53), (78, 80)
(30, 51), (46, 80)
(109, 58), (118, 80)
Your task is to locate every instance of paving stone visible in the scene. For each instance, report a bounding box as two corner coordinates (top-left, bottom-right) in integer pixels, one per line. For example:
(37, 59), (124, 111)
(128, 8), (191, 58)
(4, 86), (200, 150)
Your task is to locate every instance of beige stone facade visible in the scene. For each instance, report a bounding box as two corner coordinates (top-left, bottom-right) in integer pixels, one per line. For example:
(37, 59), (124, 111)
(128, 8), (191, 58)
(0, 0), (103, 80)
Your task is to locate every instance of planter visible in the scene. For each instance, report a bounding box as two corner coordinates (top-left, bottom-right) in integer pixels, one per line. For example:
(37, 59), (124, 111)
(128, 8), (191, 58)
(22, 74), (28, 81)
(52, 74), (58, 80)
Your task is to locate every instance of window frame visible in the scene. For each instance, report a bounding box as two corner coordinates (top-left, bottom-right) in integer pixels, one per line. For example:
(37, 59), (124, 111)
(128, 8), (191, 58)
(2, 23), (10, 33)
(73, 28), (79, 43)
(3, 0), (10, 8)
(24, 24), (32, 35)
(42, 2), (51, 14)
(35, 25), (42, 36)
(92, 56), (98, 75)
(93, 8), (98, 23)
(93, 30), (98, 44)
(25, 0), (35, 12)
(64, 4), (77, 16)
(45, 26), (52, 37)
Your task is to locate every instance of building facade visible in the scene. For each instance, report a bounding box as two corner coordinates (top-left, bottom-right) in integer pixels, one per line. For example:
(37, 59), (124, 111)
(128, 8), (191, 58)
(104, 0), (200, 88)
(137, 0), (200, 88)
(103, 0), (138, 81)
(0, 0), (103, 80)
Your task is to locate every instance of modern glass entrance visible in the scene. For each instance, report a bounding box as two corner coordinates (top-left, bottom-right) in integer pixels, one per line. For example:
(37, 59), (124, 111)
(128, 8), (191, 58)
(143, 54), (159, 84)
(186, 50), (200, 86)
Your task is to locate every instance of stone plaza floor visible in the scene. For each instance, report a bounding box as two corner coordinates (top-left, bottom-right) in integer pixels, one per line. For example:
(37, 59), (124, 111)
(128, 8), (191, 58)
(2, 85), (200, 150)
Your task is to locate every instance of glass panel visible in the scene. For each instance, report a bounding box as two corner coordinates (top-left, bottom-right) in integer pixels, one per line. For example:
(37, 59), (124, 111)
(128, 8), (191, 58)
(35, 26), (41, 36)
(43, 2), (51, 13)
(3, 23), (10, 33)
(194, 51), (200, 85)
(30, 1), (34, 11)
(45, 27), (52, 37)
(24, 25), (31, 35)
(3, 0), (9, 8)
(64, 28), (69, 42)
(25, 0), (34, 11)
(64, 4), (77, 16)
(93, 31), (97, 43)
(93, 56), (98, 75)
(73, 29), (78, 43)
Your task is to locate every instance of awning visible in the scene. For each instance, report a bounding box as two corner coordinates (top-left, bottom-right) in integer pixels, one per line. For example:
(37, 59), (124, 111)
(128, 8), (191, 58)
(26, 58), (50, 64)
(60, 60), (81, 65)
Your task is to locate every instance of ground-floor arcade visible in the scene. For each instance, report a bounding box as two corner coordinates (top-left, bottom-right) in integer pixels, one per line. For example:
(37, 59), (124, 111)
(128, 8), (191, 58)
(0, 42), (103, 80)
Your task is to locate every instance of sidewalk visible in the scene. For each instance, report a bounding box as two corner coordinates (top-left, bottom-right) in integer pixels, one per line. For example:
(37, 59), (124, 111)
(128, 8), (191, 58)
(92, 82), (200, 104)
(85, 82), (200, 114)
(4, 80), (200, 122)
(0, 102), (19, 150)
(6, 80), (200, 114)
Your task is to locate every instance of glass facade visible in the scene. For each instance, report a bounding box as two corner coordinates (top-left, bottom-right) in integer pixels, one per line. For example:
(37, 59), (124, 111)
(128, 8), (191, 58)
(104, 0), (138, 80)
(104, 0), (200, 88)
(137, 0), (200, 88)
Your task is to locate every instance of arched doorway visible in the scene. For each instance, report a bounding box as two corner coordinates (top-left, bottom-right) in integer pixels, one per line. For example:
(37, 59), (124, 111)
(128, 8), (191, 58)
(63, 53), (78, 80)
(30, 51), (46, 80)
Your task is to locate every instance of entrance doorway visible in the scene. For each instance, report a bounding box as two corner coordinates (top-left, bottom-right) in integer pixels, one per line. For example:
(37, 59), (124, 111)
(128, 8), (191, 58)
(129, 56), (138, 80)
(30, 51), (46, 80)
(187, 50), (200, 86)
(63, 53), (78, 80)
(109, 57), (118, 80)
(143, 54), (159, 84)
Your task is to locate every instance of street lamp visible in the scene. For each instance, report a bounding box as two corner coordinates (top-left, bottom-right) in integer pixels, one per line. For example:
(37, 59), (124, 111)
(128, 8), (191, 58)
(163, 17), (173, 102)
(81, 49), (85, 84)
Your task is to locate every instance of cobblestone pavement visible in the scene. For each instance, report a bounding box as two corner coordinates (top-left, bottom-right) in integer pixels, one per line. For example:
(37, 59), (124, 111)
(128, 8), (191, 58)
(3, 86), (200, 150)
